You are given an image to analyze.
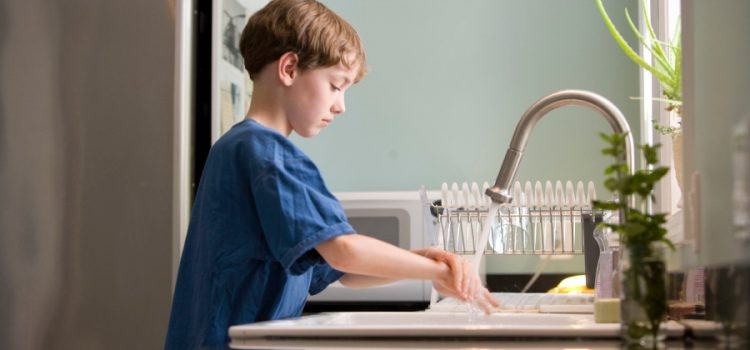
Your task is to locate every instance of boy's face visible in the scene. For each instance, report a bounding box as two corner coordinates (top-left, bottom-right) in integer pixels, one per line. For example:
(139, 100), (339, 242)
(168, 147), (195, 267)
(284, 62), (359, 138)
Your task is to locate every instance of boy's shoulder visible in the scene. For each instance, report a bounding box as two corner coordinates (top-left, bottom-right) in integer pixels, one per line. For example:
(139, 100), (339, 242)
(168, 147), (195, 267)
(215, 119), (304, 162)
(218, 119), (281, 146)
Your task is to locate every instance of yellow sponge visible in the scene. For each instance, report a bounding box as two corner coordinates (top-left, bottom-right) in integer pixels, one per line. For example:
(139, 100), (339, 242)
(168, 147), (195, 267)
(547, 275), (595, 294)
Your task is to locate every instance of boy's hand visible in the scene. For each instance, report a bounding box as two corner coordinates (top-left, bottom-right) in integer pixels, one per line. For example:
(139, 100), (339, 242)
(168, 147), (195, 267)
(416, 247), (471, 297)
(430, 262), (468, 300)
(466, 277), (500, 314)
(415, 247), (500, 314)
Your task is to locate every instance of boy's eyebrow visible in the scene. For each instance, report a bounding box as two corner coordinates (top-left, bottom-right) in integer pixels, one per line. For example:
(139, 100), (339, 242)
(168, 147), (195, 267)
(331, 68), (356, 84)
(334, 74), (352, 83)
(332, 74), (353, 86)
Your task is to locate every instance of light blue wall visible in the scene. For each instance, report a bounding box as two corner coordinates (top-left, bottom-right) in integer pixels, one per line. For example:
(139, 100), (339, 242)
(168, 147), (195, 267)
(294, 0), (640, 195)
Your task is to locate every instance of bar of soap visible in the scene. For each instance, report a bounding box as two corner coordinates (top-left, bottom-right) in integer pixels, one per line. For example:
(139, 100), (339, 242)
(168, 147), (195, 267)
(594, 298), (621, 323)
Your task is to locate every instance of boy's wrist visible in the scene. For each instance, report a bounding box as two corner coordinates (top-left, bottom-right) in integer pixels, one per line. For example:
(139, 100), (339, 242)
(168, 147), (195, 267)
(433, 261), (450, 281)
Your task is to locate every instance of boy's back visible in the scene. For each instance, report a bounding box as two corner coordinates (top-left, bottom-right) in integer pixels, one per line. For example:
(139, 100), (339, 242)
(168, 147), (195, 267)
(165, 119), (353, 348)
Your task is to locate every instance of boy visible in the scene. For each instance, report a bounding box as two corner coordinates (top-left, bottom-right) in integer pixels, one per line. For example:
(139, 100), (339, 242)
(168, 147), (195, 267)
(165, 1), (497, 348)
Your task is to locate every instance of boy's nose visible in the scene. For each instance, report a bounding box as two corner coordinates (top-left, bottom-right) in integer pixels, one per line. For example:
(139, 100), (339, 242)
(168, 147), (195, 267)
(332, 97), (345, 115)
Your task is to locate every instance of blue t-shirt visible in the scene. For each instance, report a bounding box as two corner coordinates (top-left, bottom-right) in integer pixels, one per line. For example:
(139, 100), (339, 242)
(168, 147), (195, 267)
(165, 119), (354, 349)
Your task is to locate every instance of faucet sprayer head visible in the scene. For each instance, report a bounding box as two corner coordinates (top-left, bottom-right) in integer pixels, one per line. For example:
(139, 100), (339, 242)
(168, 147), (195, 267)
(485, 148), (524, 204)
(485, 187), (513, 204)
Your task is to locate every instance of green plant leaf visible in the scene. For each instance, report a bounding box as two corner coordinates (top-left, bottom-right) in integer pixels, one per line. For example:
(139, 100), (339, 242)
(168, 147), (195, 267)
(592, 200), (621, 211)
(633, 97), (682, 106)
(597, 0), (682, 108)
(671, 25), (683, 103)
(641, 144), (661, 165)
(648, 167), (670, 182)
(660, 238), (676, 250)
(625, 8), (675, 87)
(599, 132), (614, 143)
(595, 0), (671, 85)
(639, 0), (670, 68)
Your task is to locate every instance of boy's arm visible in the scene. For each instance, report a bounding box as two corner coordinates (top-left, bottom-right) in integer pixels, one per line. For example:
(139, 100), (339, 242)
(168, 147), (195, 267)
(315, 234), (467, 300)
(338, 273), (396, 289)
(337, 247), (465, 289)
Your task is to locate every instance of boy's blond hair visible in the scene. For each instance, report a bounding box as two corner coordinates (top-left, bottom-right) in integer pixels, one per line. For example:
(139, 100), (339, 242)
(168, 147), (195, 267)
(240, 0), (367, 82)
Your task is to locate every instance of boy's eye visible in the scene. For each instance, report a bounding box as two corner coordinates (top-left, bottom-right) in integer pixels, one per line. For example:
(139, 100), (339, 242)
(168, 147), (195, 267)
(330, 84), (341, 92)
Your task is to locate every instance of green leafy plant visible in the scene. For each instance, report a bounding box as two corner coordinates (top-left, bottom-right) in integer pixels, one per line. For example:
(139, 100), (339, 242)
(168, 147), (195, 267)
(592, 132), (675, 343)
(596, 0), (682, 135)
(593, 132), (674, 248)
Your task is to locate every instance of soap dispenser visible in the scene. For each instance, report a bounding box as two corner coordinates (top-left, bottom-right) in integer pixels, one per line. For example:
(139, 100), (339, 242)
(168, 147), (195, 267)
(593, 221), (622, 324)
(594, 224), (620, 299)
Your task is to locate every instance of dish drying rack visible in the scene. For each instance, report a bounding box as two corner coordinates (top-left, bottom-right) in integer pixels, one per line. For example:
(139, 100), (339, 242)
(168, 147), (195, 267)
(424, 180), (608, 256)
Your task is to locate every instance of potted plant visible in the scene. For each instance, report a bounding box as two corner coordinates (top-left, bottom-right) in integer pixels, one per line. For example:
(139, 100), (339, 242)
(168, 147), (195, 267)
(593, 132), (675, 347)
(596, 0), (684, 189)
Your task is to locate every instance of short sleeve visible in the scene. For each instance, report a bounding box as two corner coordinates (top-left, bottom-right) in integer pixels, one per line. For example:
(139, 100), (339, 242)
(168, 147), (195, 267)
(252, 152), (354, 275)
(309, 263), (345, 295)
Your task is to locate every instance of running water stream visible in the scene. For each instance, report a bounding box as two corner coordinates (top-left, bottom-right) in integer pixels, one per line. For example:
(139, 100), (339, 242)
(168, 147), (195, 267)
(473, 202), (500, 270)
(465, 202), (501, 317)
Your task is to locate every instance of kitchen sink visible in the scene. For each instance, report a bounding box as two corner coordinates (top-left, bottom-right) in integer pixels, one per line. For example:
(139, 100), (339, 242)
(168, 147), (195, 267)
(228, 311), (685, 339)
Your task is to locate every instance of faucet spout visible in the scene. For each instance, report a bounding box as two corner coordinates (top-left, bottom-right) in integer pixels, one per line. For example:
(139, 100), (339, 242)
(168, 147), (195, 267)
(486, 90), (635, 204)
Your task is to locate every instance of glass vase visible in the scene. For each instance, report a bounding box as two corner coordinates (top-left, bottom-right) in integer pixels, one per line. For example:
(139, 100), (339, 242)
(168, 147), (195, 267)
(619, 242), (668, 347)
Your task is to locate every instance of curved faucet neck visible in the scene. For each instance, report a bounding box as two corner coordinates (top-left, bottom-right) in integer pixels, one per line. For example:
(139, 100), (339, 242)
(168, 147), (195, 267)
(487, 90), (635, 204)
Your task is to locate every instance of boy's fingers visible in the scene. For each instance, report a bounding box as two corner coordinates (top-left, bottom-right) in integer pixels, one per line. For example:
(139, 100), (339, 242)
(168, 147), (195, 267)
(472, 279), (484, 303)
(468, 288), (495, 315)
(459, 258), (471, 297)
(453, 257), (464, 297)
(477, 296), (494, 315)
(480, 288), (499, 308)
(447, 254), (466, 298)
(485, 288), (500, 307)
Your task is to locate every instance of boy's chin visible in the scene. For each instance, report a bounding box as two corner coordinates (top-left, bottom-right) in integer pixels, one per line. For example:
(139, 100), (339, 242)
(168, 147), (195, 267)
(295, 128), (322, 138)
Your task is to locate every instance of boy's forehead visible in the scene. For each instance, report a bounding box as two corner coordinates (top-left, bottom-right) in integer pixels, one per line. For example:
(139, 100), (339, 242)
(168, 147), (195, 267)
(327, 62), (360, 83)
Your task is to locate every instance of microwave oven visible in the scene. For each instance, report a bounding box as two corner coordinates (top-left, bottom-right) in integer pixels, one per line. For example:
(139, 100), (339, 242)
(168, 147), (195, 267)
(307, 191), (440, 305)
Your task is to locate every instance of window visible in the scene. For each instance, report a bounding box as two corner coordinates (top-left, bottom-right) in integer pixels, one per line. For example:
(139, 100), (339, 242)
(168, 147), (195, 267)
(639, 0), (683, 238)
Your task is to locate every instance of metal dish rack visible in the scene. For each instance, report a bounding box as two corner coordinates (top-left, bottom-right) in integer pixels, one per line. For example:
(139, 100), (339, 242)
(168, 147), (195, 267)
(431, 203), (605, 256)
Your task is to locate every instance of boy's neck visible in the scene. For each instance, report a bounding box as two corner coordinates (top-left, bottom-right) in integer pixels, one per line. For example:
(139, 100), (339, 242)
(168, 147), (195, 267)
(245, 83), (292, 137)
(246, 113), (292, 137)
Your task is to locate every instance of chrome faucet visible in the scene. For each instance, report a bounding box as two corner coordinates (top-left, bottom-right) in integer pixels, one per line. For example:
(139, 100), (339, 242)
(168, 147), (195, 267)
(485, 90), (635, 204)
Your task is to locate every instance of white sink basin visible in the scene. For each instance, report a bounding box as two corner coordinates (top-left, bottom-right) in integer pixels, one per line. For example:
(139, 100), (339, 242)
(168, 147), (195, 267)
(228, 312), (685, 339)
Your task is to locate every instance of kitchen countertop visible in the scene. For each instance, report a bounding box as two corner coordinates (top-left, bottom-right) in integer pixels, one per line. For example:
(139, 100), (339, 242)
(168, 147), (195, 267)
(230, 338), (720, 349)
(229, 311), (725, 349)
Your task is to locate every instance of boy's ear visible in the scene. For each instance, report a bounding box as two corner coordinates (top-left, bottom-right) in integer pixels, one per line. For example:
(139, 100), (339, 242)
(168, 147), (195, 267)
(278, 52), (299, 86)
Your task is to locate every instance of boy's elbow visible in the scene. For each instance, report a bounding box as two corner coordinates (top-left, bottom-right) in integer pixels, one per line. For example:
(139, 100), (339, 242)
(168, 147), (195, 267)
(337, 274), (362, 288)
(316, 234), (359, 272)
